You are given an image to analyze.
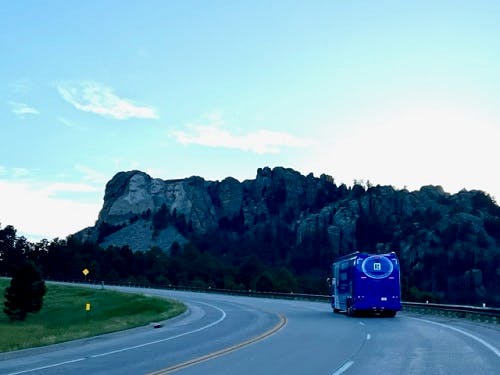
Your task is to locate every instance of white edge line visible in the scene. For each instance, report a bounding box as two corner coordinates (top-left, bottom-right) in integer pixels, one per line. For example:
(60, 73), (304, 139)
(6, 301), (227, 374)
(6, 358), (85, 375)
(92, 302), (227, 358)
(410, 317), (500, 358)
(332, 360), (354, 375)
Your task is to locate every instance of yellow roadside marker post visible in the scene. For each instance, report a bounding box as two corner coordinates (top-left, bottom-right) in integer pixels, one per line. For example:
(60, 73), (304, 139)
(85, 302), (91, 319)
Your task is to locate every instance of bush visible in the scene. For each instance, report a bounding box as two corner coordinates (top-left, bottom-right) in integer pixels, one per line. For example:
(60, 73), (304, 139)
(4, 262), (46, 321)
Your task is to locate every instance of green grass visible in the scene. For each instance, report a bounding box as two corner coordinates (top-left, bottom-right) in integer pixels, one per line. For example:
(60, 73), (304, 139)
(0, 279), (186, 352)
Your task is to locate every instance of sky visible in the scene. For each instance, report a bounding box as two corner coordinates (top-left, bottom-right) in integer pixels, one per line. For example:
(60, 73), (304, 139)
(1, 1), (499, 241)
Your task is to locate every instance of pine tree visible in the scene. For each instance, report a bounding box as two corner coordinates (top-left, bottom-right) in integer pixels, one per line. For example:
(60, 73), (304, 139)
(4, 261), (46, 321)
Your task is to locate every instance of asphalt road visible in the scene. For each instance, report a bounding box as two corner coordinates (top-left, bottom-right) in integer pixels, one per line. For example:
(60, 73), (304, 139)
(0, 285), (498, 374)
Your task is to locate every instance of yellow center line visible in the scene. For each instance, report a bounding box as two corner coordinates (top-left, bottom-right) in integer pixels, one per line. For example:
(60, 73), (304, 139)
(147, 313), (287, 375)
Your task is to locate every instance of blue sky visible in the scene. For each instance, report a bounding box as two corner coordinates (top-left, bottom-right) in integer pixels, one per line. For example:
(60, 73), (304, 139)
(1, 1), (499, 240)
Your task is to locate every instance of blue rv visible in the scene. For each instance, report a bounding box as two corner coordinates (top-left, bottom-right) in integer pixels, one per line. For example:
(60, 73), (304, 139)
(331, 252), (401, 317)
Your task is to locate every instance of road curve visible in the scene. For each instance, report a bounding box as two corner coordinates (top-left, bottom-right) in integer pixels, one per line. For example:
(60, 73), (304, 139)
(0, 285), (498, 374)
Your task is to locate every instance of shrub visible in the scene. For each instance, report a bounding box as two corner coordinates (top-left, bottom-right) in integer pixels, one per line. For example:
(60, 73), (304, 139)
(4, 262), (46, 321)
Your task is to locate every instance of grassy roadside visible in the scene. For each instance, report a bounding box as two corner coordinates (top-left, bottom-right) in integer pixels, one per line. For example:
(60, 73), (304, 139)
(0, 279), (186, 352)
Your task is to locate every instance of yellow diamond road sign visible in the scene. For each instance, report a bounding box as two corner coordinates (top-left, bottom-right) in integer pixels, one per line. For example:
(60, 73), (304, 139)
(82, 268), (89, 276)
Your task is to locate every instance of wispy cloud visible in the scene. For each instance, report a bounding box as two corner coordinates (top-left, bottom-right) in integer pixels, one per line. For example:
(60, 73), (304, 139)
(9, 101), (39, 116)
(172, 114), (313, 154)
(57, 81), (158, 120)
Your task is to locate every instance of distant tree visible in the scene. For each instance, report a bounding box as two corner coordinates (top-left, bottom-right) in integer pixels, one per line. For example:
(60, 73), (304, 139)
(153, 203), (170, 233)
(351, 183), (365, 198)
(237, 256), (264, 289)
(4, 261), (46, 321)
(0, 224), (26, 274)
(141, 209), (152, 219)
(484, 217), (500, 240)
(471, 191), (497, 213)
(97, 222), (124, 242)
(170, 241), (181, 256)
(273, 267), (298, 293)
(255, 271), (275, 291)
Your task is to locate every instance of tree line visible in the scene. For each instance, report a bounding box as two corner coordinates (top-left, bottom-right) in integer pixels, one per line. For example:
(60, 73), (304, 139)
(0, 223), (321, 297)
(2, 199), (499, 307)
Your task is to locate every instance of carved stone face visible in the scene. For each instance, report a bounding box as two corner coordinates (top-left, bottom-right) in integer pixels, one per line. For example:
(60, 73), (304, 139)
(165, 182), (185, 202)
(129, 174), (146, 191)
(150, 178), (164, 195)
(126, 174), (147, 204)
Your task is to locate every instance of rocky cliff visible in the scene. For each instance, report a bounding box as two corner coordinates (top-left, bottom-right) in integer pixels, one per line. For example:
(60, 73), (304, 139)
(76, 167), (338, 250)
(75, 166), (500, 304)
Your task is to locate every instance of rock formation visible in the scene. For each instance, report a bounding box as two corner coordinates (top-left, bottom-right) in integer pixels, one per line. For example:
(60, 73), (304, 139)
(74, 166), (499, 304)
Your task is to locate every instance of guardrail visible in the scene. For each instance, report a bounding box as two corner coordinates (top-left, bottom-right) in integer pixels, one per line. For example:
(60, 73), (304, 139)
(5, 276), (496, 322)
(38, 278), (499, 323)
(401, 301), (500, 322)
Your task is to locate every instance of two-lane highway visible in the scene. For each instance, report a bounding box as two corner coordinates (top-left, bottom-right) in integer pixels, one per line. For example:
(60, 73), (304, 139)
(0, 285), (498, 374)
(0, 290), (279, 375)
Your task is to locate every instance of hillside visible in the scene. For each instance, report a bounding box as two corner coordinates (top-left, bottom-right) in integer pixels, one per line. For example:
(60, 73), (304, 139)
(73, 167), (500, 305)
